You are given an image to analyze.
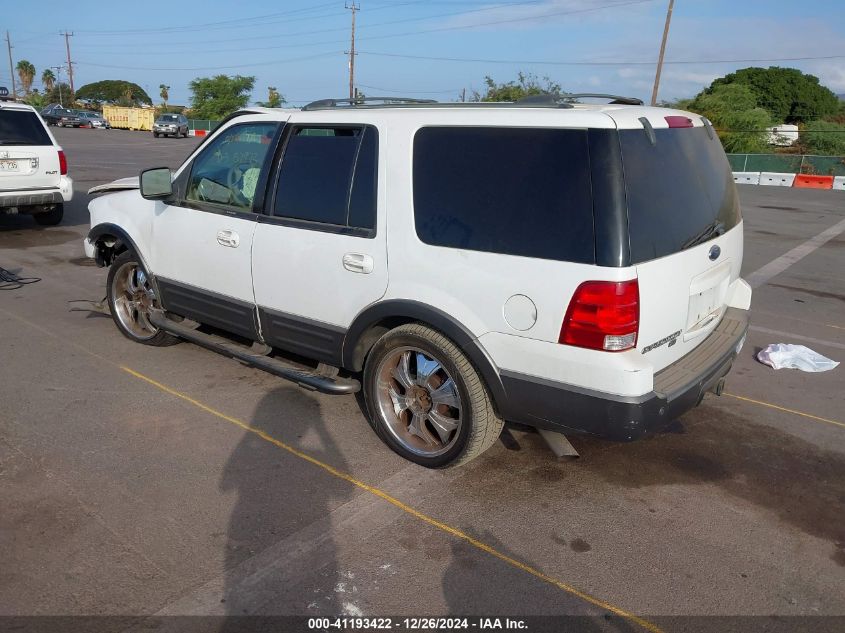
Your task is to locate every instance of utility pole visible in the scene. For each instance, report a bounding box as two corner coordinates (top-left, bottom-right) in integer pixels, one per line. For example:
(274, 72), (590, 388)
(51, 65), (65, 105)
(61, 31), (74, 94)
(345, 2), (359, 100)
(650, 0), (674, 106)
(5, 31), (16, 97)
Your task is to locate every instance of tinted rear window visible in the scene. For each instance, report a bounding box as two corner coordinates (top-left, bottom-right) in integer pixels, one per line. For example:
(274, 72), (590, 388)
(413, 127), (595, 263)
(620, 126), (740, 263)
(0, 109), (52, 146)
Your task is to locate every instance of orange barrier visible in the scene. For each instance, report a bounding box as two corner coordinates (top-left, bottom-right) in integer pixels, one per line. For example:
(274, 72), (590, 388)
(793, 174), (834, 189)
(193, 129), (207, 137)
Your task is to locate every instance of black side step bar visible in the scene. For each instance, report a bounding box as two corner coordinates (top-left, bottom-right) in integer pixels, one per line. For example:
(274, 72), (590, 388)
(149, 310), (360, 395)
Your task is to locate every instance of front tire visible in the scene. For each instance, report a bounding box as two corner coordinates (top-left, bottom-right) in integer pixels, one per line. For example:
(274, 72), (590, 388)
(33, 204), (63, 226)
(363, 323), (503, 468)
(106, 251), (178, 347)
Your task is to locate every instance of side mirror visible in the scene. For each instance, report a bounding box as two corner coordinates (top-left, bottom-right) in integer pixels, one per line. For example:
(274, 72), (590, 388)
(140, 167), (173, 200)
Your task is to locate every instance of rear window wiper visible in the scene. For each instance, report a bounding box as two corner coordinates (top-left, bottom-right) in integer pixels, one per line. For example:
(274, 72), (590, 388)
(0, 140), (32, 145)
(682, 221), (725, 250)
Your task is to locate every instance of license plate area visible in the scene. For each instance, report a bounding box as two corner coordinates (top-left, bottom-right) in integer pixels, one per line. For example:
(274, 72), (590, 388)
(685, 261), (731, 341)
(0, 159), (20, 172)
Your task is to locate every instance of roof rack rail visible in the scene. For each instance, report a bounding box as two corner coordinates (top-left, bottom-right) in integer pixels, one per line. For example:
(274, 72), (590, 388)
(565, 93), (644, 106)
(515, 92), (643, 106)
(302, 96), (438, 111)
(514, 94), (574, 107)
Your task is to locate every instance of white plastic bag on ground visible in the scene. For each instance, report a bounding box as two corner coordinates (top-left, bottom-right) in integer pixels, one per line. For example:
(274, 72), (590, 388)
(756, 344), (839, 372)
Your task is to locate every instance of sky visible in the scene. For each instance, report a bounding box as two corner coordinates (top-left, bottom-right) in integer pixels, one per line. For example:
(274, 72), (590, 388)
(3, 0), (844, 108)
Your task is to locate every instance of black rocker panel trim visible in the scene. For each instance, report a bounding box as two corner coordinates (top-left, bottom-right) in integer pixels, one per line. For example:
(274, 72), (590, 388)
(257, 307), (345, 366)
(156, 277), (259, 341)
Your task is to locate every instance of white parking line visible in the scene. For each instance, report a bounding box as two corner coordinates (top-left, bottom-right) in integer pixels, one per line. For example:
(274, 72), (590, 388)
(749, 325), (845, 351)
(745, 217), (845, 288)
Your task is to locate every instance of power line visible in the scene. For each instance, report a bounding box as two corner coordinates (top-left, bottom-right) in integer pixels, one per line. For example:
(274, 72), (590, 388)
(72, 2), (340, 35)
(357, 51), (845, 66)
(75, 50), (343, 72)
(39, 0), (550, 52)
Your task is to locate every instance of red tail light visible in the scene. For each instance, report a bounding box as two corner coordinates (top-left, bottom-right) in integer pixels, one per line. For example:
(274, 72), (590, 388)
(58, 150), (68, 176)
(559, 280), (639, 352)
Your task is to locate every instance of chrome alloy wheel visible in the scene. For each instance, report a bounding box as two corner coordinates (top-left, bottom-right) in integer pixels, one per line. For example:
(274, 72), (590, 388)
(374, 347), (463, 457)
(110, 261), (159, 340)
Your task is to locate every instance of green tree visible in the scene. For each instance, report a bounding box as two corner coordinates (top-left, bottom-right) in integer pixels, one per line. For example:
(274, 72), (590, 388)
(258, 86), (284, 108)
(189, 74), (255, 120)
(802, 120), (845, 156)
(41, 68), (55, 93)
(687, 84), (773, 153)
(75, 80), (152, 107)
(472, 72), (562, 102)
(22, 90), (47, 109)
(44, 82), (73, 107)
(705, 67), (838, 124)
(159, 84), (169, 109)
(15, 60), (36, 95)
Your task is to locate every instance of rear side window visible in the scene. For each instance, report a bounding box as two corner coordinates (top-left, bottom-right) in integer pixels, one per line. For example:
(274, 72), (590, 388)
(413, 127), (595, 263)
(0, 110), (51, 146)
(273, 125), (378, 233)
(620, 126), (740, 263)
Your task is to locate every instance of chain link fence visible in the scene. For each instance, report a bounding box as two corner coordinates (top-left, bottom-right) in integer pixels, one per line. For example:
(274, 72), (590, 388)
(187, 119), (219, 134)
(727, 154), (845, 176)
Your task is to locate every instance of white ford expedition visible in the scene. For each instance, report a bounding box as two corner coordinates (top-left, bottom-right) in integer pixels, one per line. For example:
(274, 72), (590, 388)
(84, 95), (751, 468)
(0, 92), (72, 225)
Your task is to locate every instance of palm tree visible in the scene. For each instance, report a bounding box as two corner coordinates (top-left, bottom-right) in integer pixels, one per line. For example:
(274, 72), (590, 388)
(16, 60), (36, 95)
(41, 68), (56, 93)
(159, 84), (169, 110)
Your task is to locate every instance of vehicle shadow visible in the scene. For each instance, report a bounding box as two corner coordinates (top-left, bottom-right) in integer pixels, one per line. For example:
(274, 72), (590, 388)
(0, 191), (90, 239)
(217, 386), (354, 629)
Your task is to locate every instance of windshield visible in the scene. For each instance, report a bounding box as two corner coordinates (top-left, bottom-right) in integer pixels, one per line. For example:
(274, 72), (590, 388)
(619, 126), (741, 263)
(157, 115), (178, 122)
(0, 110), (52, 145)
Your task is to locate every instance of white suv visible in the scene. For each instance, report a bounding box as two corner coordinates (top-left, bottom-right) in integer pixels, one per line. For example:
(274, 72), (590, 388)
(0, 94), (73, 225)
(84, 96), (751, 468)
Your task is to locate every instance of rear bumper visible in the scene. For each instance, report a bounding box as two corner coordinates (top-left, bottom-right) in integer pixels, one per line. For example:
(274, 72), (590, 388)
(0, 182), (72, 208)
(499, 307), (750, 440)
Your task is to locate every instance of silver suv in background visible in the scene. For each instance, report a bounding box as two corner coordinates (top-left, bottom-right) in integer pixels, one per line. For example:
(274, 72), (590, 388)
(153, 114), (189, 138)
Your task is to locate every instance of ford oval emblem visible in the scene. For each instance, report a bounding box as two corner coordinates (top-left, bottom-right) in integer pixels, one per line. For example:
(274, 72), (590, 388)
(709, 245), (721, 261)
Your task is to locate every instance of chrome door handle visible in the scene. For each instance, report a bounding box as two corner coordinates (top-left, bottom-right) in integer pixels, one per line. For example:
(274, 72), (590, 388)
(216, 230), (240, 248)
(342, 253), (374, 274)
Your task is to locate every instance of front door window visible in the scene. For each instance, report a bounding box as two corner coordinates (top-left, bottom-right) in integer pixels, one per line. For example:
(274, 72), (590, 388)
(186, 122), (278, 210)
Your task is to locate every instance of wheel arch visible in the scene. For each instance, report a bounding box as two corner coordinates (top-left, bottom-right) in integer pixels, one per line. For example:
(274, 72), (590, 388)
(88, 223), (148, 271)
(343, 300), (507, 417)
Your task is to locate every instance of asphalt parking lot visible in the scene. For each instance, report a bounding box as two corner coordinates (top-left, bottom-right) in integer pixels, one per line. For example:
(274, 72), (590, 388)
(1, 127), (843, 632)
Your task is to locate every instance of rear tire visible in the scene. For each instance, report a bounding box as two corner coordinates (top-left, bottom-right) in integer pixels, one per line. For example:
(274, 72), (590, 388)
(33, 204), (63, 226)
(106, 251), (178, 347)
(363, 323), (503, 468)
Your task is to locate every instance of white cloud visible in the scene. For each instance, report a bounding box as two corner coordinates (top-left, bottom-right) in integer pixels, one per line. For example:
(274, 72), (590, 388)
(616, 67), (642, 79)
(587, 75), (601, 86)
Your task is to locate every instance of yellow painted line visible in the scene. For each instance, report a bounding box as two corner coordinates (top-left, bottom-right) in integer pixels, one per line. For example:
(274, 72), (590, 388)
(121, 365), (662, 633)
(724, 392), (845, 429)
